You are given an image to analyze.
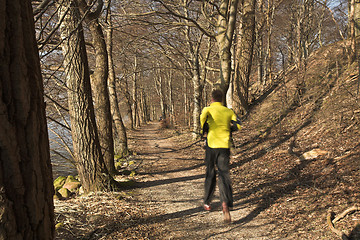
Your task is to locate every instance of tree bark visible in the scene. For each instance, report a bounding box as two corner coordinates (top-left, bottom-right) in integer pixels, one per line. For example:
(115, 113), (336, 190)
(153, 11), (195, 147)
(132, 56), (139, 128)
(77, 0), (116, 175)
(105, 1), (129, 157)
(58, 0), (116, 192)
(123, 77), (134, 129)
(215, 0), (240, 96)
(0, 0), (54, 238)
(183, 3), (207, 137)
(233, 0), (256, 114)
(155, 67), (167, 120)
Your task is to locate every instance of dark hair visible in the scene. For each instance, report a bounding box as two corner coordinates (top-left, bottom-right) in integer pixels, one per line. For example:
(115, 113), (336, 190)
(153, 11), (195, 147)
(211, 89), (223, 102)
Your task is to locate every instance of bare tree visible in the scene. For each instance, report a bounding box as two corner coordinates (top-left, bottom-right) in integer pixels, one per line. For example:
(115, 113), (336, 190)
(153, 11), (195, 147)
(58, 0), (117, 192)
(76, 0), (116, 174)
(233, 0), (256, 113)
(105, 0), (129, 157)
(214, 0), (240, 95)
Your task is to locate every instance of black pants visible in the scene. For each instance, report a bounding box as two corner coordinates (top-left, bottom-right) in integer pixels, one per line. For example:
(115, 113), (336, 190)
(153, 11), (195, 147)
(204, 146), (233, 207)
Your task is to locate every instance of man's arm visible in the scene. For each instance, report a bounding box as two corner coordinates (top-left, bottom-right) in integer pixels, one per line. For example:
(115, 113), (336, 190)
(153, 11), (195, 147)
(230, 112), (241, 131)
(200, 108), (208, 128)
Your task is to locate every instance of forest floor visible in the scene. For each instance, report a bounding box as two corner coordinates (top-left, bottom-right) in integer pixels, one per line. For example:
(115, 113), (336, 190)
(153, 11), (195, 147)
(54, 121), (360, 239)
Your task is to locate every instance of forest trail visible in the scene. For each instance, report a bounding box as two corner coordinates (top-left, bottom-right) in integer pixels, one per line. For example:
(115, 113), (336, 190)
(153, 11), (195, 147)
(131, 122), (275, 239)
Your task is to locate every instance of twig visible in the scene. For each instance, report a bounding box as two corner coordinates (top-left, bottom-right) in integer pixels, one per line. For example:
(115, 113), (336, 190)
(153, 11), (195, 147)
(332, 206), (360, 224)
(327, 206), (360, 239)
(327, 211), (349, 240)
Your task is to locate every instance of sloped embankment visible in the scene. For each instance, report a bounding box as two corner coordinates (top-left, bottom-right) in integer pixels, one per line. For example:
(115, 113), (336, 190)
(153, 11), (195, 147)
(231, 40), (360, 239)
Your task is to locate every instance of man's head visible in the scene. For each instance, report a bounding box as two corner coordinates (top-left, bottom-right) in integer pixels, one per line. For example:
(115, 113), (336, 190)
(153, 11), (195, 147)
(211, 89), (223, 103)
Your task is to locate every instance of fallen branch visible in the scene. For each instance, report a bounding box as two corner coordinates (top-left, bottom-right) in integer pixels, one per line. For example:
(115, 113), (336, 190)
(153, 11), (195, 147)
(327, 206), (360, 240)
(327, 211), (349, 240)
(333, 206), (360, 224)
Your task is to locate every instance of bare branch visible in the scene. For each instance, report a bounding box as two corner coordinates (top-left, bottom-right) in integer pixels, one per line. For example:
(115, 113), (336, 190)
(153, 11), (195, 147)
(154, 0), (215, 38)
(33, 0), (54, 16)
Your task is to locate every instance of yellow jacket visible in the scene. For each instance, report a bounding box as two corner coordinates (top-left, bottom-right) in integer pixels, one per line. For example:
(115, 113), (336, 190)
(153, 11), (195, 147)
(200, 102), (241, 148)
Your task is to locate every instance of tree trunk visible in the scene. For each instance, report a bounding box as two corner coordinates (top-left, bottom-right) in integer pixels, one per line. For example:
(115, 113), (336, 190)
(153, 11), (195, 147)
(265, 1), (275, 84)
(132, 56), (139, 127)
(350, 0), (356, 59)
(257, 0), (265, 87)
(168, 71), (175, 125)
(58, 0), (116, 192)
(155, 69), (167, 120)
(233, 0), (256, 114)
(77, 0), (115, 175)
(184, 77), (188, 126)
(192, 74), (203, 137)
(105, 1), (128, 157)
(123, 78), (134, 129)
(183, 4), (206, 137)
(0, 0), (54, 238)
(215, 0), (239, 96)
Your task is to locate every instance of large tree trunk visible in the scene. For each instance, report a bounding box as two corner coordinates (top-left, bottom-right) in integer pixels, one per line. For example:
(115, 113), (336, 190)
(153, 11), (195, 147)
(58, 0), (116, 192)
(233, 0), (256, 114)
(105, 1), (129, 157)
(0, 0), (54, 238)
(77, 0), (116, 175)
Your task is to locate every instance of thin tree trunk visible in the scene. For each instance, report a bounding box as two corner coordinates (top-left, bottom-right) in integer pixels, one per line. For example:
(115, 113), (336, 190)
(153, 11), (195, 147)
(124, 78), (134, 129)
(184, 76), (188, 126)
(105, 0), (128, 157)
(183, 4), (205, 137)
(0, 0), (54, 238)
(257, 0), (265, 87)
(132, 56), (139, 127)
(266, 0), (275, 83)
(192, 74), (203, 137)
(168, 71), (175, 125)
(155, 69), (167, 120)
(349, 0), (356, 60)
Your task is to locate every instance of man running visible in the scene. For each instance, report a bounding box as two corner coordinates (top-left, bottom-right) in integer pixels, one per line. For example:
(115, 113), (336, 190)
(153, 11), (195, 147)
(200, 89), (241, 223)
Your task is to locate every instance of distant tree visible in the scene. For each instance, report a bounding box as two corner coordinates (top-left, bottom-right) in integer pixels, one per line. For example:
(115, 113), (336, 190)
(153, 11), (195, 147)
(0, 0), (54, 238)
(131, 55), (140, 128)
(154, 0), (239, 98)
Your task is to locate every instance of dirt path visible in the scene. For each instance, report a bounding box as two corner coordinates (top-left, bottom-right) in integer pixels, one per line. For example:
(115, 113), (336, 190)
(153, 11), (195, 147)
(131, 122), (275, 240)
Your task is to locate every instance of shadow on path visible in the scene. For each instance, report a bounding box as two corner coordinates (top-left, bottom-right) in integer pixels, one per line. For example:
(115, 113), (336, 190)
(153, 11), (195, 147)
(134, 173), (204, 189)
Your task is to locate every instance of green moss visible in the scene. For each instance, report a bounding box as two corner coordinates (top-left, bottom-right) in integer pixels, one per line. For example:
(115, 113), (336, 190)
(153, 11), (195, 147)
(65, 175), (78, 183)
(53, 176), (66, 190)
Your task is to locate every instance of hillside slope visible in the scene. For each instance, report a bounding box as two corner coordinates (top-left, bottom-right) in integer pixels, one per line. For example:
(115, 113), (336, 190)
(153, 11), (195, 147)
(231, 40), (360, 239)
